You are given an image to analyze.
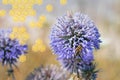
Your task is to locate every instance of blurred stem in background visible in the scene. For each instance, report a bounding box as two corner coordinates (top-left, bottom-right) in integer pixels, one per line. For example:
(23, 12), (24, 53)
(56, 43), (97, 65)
(7, 62), (15, 80)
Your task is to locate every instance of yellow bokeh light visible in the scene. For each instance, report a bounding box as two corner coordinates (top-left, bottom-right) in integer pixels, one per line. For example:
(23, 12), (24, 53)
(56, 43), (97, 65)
(22, 11), (28, 16)
(12, 5), (18, 9)
(37, 22), (43, 28)
(19, 5), (25, 10)
(39, 15), (46, 22)
(32, 39), (46, 52)
(19, 41), (24, 45)
(29, 22), (36, 28)
(8, 0), (14, 4)
(32, 45), (39, 52)
(29, 15), (47, 28)
(0, 10), (6, 16)
(19, 16), (26, 22)
(19, 55), (26, 63)
(36, 0), (43, 5)
(3, 0), (42, 21)
(13, 16), (19, 21)
(2, 0), (8, 4)
(9, 33), (15, 39)
(23, 0), (29, 4)
(9, 10), (14, 16)
(23, 33), (29, 39)
(29, 10), (36, 16)
(35, 39), (43, 45)
(10, 27), (29, 45)
(19, 27), (26, 32)
(39, 45), (46, 52)
(13, 27), (18, 32)
(60, 0), (67, 5)
(3, 0), (47, 22)
(16, 0), (22, 4)
(16, 11), (21, 16)
(46, 4), (53, 12)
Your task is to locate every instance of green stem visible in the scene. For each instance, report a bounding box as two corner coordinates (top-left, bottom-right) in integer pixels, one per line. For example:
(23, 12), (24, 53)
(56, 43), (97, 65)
(8, 63), (15, 80)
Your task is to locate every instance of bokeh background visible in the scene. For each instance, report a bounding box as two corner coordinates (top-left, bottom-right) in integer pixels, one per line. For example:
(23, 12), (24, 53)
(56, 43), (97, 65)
(0, 0), (120, 80)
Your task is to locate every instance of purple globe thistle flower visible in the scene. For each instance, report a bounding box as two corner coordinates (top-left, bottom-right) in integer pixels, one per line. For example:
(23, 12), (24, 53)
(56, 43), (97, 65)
(0, 29), (28, 65)
(50, 12), (101, 61)
(26, 65), (70, 80)
(50, 12), (101, 80)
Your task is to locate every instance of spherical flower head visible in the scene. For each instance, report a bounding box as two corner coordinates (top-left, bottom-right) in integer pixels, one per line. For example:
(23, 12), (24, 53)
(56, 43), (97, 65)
(26, 65), (70, 80)
(0, 29), (28, 65)
(50, 12), (101, 61)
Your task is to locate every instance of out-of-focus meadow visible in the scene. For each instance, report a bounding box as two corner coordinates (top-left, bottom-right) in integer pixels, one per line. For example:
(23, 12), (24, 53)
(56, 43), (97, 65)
(0, 0), (120, 80)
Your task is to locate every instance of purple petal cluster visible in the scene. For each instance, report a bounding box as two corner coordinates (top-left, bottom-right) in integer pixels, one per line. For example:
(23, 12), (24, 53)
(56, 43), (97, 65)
(0, 29), (27, 65)
(50, 12), (101, 61)
(26, 65), (70, 80)
(50, 12), (101, 80)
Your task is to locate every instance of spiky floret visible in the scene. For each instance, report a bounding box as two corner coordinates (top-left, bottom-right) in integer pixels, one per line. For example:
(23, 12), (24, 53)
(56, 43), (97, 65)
(26, 65), (70, 80)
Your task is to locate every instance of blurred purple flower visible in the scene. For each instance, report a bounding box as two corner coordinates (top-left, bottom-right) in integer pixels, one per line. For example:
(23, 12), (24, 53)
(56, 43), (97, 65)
(26, 65), (70, 80)
(0, 29), (28, 65)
